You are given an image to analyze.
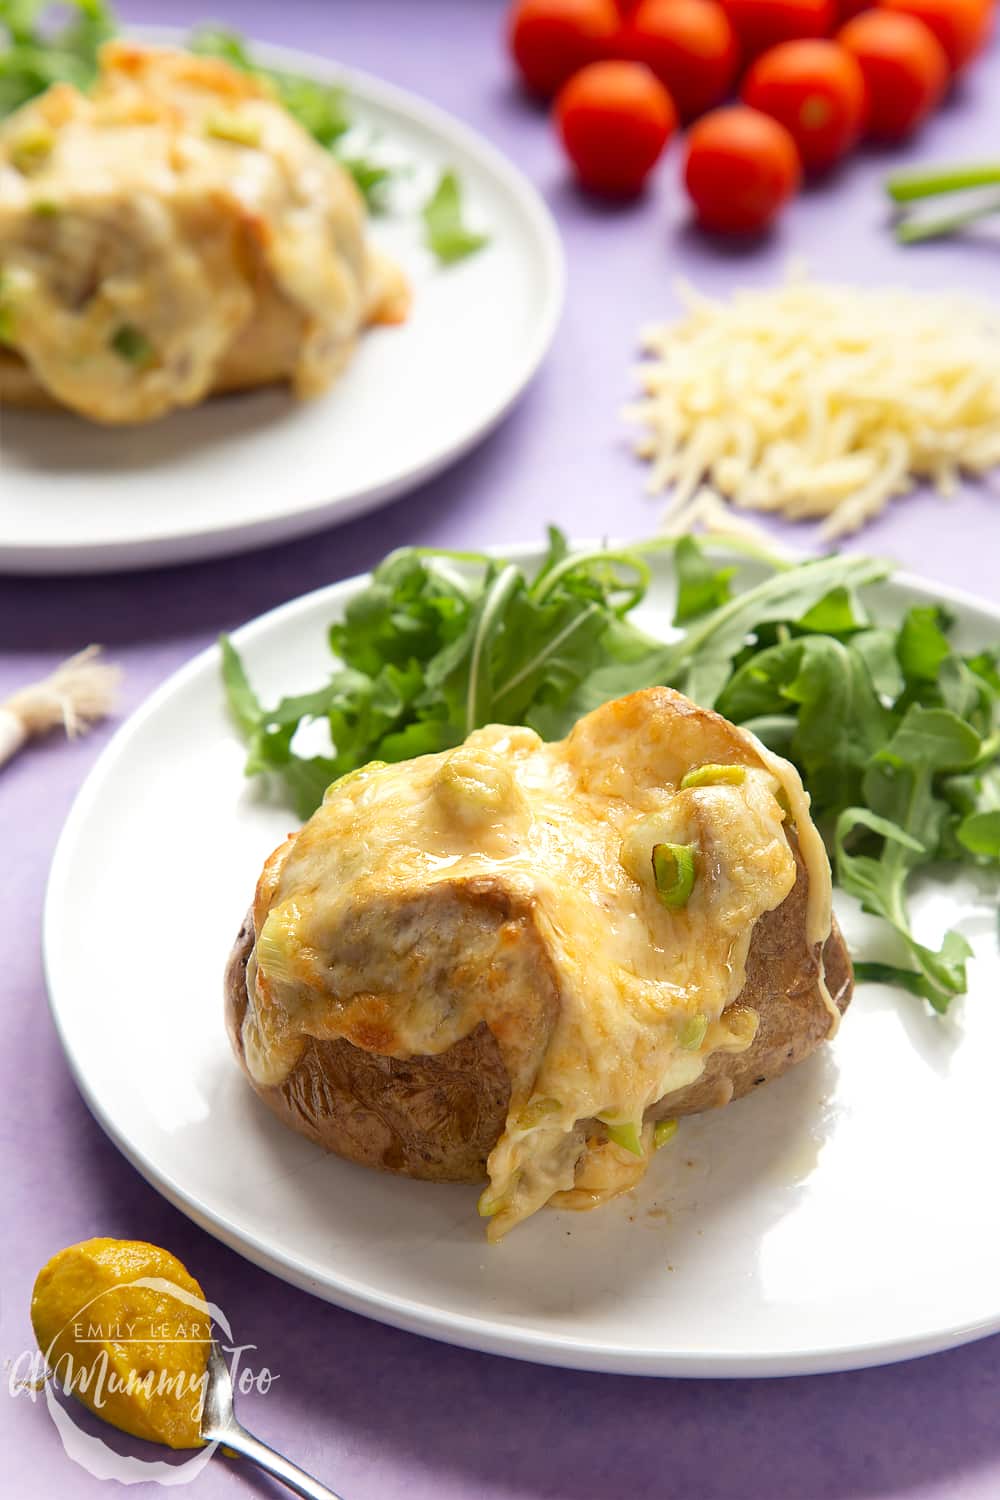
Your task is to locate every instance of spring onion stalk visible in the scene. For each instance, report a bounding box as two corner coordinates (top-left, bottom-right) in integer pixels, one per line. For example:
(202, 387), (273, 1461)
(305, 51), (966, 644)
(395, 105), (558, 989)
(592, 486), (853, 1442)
(10, 128), (54, 173)
(651, 842), (697, 909)
(110, 324), (153, 365)
(653, 1119), (679, 1150)
(887, 163), (1000, 203)
(887, 163), (1000, 244)
(0, 647), (119, 770)
(205, 112), (262, 147)
(516, 1097), (562, 1130)
(680, 763), (747, 790)
(255, 907), (301, 986)
(679, 1014), (708, 1051)
(324, 761), (386, 800)
(895, 194), (1000, 245)
(600, 1119), (644, 1157)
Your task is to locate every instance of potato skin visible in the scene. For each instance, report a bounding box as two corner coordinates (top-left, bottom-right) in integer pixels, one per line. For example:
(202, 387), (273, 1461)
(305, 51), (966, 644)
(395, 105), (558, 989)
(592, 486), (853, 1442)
(224, 836), (852, 1183)
(225, 909), (513, 1183)
(654, 839), (852, 1118)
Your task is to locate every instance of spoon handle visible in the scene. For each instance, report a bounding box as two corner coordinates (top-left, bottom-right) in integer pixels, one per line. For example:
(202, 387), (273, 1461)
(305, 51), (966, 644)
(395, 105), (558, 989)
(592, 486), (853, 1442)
(216, 1421), (345, 1500)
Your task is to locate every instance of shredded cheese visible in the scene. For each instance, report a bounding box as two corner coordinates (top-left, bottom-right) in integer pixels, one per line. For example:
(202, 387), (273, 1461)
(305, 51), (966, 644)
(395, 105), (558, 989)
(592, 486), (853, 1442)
(628, 271), (1000, 539)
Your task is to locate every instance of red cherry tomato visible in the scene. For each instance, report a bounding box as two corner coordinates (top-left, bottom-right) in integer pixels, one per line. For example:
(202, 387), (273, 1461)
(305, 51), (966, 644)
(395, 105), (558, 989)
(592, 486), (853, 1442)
(836, 0), (872, 19)
(742, 40), (867, 170)
(838, 9), (948, 135)
(507, 0), (622, 98)
(555, 60), (678, 194)
(622, 0), (740, 119)
(683, 105), (801, 232)
(720, 0), (835, 61)
(877, 0), (990, 70)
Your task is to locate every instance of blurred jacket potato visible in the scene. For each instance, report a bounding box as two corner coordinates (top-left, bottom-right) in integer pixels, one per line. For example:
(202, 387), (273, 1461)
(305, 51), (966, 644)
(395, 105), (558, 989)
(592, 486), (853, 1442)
(0, 43), (406, 424)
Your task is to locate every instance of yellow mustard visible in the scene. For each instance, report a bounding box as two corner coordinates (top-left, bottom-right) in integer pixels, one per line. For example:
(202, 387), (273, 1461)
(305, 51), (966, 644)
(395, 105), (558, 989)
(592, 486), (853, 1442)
(31, 1238), (210, 1449)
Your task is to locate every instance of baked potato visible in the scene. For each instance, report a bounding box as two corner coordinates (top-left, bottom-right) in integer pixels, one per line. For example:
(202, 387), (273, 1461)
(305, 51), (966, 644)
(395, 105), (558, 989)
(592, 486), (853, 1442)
(0, 44), (407, 424)
(225, 686), (852, 1238)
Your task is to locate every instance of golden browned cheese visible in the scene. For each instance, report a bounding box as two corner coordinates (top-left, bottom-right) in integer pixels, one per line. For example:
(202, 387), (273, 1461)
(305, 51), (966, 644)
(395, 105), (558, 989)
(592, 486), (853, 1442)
(240, 687), (837, 1238)
(31, 1239), (210, 1449)
(0, 44), (407, 423)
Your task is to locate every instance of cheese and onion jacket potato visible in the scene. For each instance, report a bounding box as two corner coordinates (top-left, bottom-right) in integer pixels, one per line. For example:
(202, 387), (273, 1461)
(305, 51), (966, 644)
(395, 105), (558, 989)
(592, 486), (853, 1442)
(0, 44), (407, 424)
(225, 687), (852, 1239)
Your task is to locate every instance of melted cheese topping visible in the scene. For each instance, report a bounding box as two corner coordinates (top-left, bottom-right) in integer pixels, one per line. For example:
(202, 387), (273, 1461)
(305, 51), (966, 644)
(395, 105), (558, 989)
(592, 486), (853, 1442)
(0, 44), (406, 423)
(243, 687), (834, 1237)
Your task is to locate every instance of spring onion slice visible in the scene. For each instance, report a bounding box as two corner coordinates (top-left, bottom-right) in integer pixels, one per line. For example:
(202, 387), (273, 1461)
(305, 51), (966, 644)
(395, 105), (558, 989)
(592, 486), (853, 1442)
(651, 842), (697, 909)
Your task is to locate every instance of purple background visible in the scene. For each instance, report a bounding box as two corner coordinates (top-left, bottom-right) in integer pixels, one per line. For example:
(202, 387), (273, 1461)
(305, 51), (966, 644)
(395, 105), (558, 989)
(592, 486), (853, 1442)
(3, 1), (1000, 1495)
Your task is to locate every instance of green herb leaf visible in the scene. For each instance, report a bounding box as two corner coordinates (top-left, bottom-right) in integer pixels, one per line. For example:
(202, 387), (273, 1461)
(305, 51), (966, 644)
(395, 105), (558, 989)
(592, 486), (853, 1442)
(340, 156), (393, 209)
(796, 586), (868, 637)
(897, 605), (953, 686)
(422, 169), (488, 265)
(0, 0), (114, 117)
(875, 705), (981, 773)
(958, 810), (1000, 860)
(220, 634), (263, 739)
(853, 961), (944, 998)
(664, 552), (892, 708)
(672, 535), (735, 624)
(851, 627), (905, 703)
(718, 636), (892, 815)
(835, 803), (970, 1013)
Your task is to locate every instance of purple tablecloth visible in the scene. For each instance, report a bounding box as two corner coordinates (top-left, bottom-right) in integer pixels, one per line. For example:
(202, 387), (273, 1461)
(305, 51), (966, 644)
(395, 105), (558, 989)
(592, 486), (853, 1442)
(3, 2), (1000, 1495)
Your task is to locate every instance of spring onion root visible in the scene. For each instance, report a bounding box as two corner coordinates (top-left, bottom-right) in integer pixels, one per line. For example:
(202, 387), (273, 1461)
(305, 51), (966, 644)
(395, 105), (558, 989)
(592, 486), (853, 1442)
(0, 646), (120, 768)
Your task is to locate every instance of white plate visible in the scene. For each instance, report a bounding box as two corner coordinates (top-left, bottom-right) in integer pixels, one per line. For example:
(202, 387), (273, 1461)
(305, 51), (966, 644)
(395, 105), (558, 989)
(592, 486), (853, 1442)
(44, 545), (1000, 1377)
(0, 36), (563, 574)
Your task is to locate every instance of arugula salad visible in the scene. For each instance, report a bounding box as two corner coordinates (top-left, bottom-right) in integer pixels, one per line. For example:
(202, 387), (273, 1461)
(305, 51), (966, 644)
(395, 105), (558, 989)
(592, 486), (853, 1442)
(222, 530), (1000, 1018)
(0, 0), (485, 261)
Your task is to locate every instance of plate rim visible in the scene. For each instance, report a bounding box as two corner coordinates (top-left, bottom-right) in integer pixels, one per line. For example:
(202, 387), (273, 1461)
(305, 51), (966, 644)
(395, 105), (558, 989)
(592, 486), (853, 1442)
(0, 32), (566, 575)
(42, 541), (1000, 1377)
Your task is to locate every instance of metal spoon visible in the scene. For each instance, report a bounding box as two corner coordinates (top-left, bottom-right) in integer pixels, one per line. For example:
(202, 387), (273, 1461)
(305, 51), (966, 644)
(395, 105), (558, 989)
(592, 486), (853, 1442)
(201, 1340), (344, 1500)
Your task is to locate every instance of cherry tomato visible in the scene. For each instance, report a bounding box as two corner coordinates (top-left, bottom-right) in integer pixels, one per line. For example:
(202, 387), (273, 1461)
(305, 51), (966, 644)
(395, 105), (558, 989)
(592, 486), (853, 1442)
(683, 105), (801, 231)
(835, 0), (872, 19)
(838, 9), (948, 135)
(555, 60), (678, 194)
(507, 0), (622, 98)
(622, 0), (740, 119)
(720, 0), (835, 61)
(877, 0), (990, 70)
(742, 40), (867, 170)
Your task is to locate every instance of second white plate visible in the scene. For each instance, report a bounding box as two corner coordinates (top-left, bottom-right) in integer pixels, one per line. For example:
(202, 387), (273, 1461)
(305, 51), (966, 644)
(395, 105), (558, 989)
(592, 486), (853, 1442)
(0, 36), (563, 574)
(43, 545), (1000, 1377)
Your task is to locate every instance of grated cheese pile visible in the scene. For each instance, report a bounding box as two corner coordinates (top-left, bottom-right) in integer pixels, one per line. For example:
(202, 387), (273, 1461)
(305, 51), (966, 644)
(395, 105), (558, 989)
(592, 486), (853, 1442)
(628, 273), (1000, 539)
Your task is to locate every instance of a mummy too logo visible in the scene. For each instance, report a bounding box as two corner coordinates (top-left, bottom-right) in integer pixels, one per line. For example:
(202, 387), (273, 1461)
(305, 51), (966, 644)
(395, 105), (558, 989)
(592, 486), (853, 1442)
(7, 1277), (278, 1485)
